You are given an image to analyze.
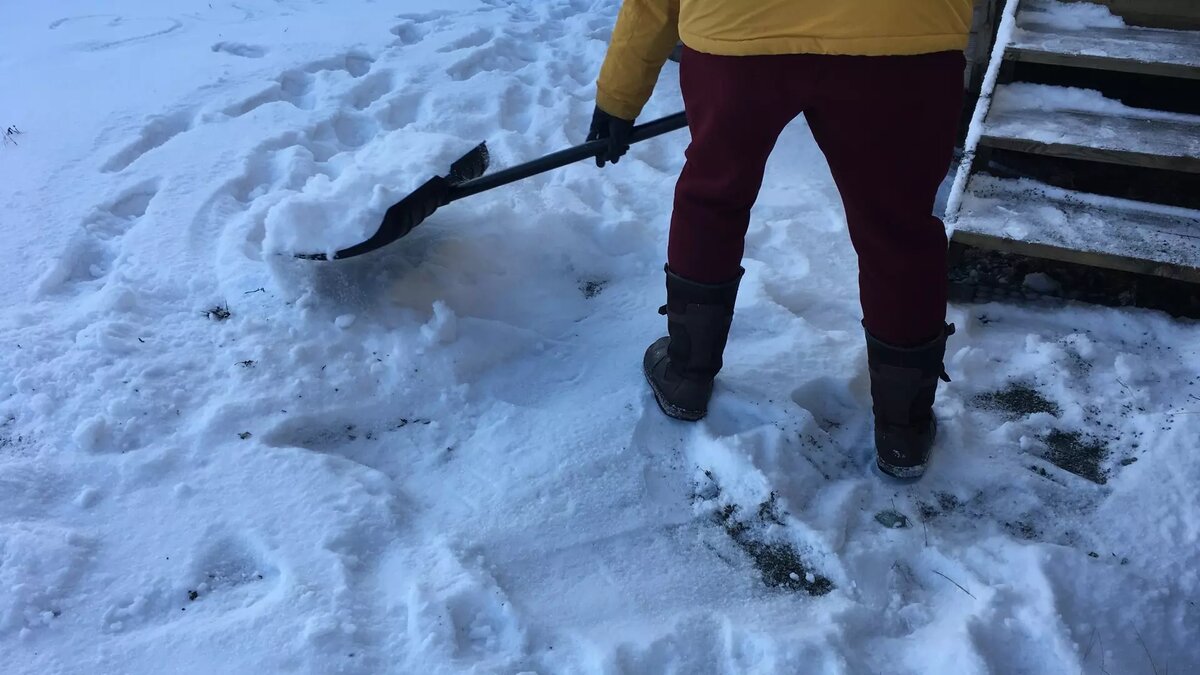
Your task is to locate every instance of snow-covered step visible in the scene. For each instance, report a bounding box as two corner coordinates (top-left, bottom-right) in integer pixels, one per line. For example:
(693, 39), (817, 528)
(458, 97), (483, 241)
(981, 83), (1200, 173)
(1008, 12), (1200, 79)
(1085, 0), (1200, 32)
(951, 175), (1200, 283)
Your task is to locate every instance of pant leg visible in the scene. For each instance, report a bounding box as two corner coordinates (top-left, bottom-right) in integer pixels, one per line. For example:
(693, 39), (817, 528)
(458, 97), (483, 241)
(804, 51), (965, 346)
(667, 47), (801, 284)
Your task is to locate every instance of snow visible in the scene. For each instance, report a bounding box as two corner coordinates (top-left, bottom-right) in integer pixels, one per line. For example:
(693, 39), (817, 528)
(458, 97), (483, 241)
(1017, 0), (1126, 31)
(3, 1), (1200, 674)
(991, 82), (1200, 123)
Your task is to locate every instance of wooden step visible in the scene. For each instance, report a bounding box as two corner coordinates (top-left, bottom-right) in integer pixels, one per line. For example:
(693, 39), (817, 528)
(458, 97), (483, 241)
(979, 84), (1200, 173)
(950, 175), (1200, 283)
(1008, 17), (1200, 79)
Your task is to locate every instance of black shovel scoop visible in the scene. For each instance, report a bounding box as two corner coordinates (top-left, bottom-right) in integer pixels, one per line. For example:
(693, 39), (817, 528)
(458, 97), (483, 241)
(296, 111), (687, 260)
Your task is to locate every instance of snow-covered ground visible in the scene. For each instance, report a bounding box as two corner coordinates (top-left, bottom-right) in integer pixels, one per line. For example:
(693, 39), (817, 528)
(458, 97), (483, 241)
(2, 1), (1198, 673)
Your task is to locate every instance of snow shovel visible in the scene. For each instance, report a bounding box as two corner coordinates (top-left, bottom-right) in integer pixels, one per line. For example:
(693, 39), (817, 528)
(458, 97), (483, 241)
(296, 111), (688, 260)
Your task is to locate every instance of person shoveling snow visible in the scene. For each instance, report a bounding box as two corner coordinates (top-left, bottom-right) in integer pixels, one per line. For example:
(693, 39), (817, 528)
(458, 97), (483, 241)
(590, 0), (974, 479)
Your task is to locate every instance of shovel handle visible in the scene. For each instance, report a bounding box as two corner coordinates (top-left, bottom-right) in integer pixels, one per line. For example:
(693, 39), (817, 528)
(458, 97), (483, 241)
(293, 111), (687, 261)
(448, 111), (688, 201)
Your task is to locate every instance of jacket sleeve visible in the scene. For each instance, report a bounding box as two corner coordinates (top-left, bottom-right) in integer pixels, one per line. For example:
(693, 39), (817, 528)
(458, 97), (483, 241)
(595, 0), (680, 121)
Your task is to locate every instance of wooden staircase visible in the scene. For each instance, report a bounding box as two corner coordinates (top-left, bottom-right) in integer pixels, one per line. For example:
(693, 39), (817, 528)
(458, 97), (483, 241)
(947, 0), (1200, 317)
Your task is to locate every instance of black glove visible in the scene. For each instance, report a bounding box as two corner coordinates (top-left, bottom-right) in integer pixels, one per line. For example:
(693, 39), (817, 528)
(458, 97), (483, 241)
(587, 106), (634, 168)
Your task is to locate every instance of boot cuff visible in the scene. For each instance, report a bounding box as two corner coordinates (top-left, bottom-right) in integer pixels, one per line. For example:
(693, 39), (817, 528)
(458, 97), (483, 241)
(664, 264), (743, 309)
(864, 323), (955, 371)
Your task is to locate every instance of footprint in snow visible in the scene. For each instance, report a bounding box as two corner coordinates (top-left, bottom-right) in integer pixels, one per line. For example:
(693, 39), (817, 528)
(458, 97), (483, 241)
(435, 27), (495, 54)
(261, 407), (438, 485)
(376, 91), (427, 131)
(223, 69), (318, 117)
(348, 70), (396, 111)
(223, 51), (375, 118)
(211, 42), (267, 58)
(446, 34), (539, 82)
(406, 548), (526, 664)
(102, 531), (279, 633)
(0, 522), (94, 636)
(102, 110), (195, 173)
(31, 180), (160, 297)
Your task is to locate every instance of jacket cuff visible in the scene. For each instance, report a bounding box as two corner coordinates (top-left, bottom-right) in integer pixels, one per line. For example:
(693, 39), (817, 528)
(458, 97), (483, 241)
(595, 88), (641, 122)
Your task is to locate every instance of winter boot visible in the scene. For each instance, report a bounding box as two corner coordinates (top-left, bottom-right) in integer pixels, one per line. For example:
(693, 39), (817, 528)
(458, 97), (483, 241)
(643, 266), (743, 421)
(866, 323), (955, 479)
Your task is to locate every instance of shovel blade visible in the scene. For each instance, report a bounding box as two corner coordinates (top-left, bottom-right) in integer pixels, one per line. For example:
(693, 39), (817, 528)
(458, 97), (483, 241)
(295, 142), (489, 261)
(449, 142), (489, 184)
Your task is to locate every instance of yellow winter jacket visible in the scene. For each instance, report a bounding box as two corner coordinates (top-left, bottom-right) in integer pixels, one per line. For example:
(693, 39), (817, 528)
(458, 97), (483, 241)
(596, 0), (974, 120)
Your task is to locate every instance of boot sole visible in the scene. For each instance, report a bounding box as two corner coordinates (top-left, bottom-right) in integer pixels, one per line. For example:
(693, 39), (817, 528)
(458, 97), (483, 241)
(875, 418), (936, 479)
(644, 366), (706, 422)
(875, 457), (927, 480)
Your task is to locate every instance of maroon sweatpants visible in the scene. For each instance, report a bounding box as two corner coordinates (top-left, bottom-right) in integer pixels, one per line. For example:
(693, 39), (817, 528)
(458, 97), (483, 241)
(668, 47), (965, 347)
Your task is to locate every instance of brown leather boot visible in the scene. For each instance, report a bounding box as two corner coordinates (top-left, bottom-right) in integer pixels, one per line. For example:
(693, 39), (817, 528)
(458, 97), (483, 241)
(643, 266), (742, 421)
(866, 323), (955, 478)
